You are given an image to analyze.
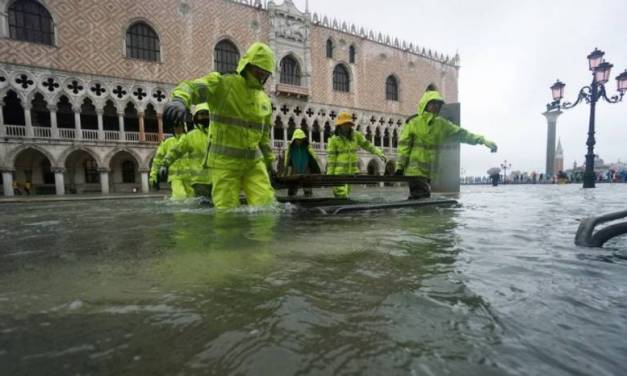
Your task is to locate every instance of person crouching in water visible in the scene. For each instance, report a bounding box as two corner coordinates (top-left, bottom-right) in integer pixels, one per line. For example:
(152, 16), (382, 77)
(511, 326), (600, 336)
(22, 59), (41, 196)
(284, 128), (321, 197)
(161, 103), (212, 199)
(326, 111), (387, 198)
(396, 84), (498, 199)
(150, 121), (193, 199)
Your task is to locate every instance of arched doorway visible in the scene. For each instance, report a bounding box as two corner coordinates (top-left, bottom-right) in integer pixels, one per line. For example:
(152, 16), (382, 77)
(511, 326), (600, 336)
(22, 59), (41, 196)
(13, 147), (55, 195)
(323, 122), (332, 143)
(287, 118), (296, 140)
(109, 151), (140, 193)
(273, 117), (284, 146)
(64, 149), (101, 194)
(367, 159), (380, 176)
(312, 120), (321, 143)
(3, 90), (25, 136)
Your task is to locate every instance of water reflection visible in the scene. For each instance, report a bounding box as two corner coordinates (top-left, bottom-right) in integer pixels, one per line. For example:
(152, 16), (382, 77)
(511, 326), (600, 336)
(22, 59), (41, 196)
(0, 185), (626, 375)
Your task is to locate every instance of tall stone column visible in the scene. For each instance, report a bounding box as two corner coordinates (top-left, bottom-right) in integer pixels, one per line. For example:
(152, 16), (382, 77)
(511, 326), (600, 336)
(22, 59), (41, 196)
(73, 108), (82, 140)
(24, 103), (33, 137)
(53, 167), (65, 195)
(98, 168), (110, 194)
(118, 112), (125, 141)
(96, 108), (104, 140)
(157, 113), (164, 141)
(0, 103), (5, 137)
(138, 112), (146, 142)
(48, 104), (59, 138)
(542, 110), (562, 178)
(2, 170), (14, 197)
(282, 127), (287, 145)
(139, 169), (149, 193)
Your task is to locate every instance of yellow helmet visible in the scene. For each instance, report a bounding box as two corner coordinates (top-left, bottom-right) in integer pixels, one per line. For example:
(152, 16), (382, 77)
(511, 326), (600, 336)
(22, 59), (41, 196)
(335, 111), (354, 127)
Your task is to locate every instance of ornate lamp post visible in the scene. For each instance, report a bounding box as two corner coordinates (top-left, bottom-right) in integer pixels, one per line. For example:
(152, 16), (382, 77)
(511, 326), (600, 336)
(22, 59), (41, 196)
(500, 160), (511, 184)
(547, 48), (626, 188)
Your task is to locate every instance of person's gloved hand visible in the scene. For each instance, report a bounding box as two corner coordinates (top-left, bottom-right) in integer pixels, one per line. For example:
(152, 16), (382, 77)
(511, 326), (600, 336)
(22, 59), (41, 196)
(484, 140), (498, 153)
(395, 169), (404, 176)
(159, 166), (168, 182)
(163, 98), (187, 128)
(380, 155), (388, 163)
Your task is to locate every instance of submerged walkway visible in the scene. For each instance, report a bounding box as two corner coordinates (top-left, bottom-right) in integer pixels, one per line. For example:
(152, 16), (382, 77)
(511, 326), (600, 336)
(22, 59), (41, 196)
(0, 193), (166, 204)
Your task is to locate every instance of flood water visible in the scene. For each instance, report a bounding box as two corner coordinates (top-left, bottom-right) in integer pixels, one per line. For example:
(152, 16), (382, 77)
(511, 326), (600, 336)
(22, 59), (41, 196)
(1, 184), (626, 376)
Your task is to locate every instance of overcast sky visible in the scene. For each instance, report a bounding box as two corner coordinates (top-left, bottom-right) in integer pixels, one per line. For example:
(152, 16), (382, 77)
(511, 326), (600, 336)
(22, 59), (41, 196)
(291, 0), (627, 176)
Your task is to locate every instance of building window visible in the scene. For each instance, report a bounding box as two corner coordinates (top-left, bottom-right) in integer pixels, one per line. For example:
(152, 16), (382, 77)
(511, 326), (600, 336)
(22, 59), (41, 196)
(280, 55), (301, 86)
(8, 0), (54, 46)
(126, 22), (160, 62)
(121, 160), (135, 183)
(84, 159), (99, 184)
(214, 40), (240, 74)
(349, 45), (356, 64)
(386, 75), (399, 101)
(333, 64), (350, 92)
(326, 39), (333, 58)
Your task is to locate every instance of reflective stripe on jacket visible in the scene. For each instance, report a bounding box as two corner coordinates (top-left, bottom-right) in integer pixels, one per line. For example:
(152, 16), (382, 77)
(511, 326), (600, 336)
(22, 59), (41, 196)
(171, 43), (275, 171)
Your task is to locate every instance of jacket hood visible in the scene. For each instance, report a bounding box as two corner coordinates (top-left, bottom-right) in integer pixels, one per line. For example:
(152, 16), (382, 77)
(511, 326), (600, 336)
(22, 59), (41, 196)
(236, 42), (276, 75)
(291, 128), (307, 141)
(192, 102), (209, 116)
(418, 90), (445, 115)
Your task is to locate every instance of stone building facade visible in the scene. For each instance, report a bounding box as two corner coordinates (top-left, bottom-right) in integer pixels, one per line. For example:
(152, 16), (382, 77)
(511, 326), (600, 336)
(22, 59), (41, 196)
(0, 0), (459, 196)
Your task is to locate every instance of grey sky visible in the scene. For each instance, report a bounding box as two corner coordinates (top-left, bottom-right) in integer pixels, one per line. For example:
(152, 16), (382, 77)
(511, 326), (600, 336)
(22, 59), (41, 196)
(292, 0), (627, 176)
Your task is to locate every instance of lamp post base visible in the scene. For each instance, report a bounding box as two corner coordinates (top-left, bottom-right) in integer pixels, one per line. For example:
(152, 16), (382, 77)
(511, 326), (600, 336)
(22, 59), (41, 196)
(583, 172), (596, 188)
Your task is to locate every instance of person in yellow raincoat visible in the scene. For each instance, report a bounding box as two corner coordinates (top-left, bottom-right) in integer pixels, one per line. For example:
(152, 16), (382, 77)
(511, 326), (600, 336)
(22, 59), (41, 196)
(396, 84), (498, 199)
(284, 128), (321, 197)
(326, 111), (387, 198)
(163, 42), (276, 209)
(161, 103), (212, 199)
(149, 122), (193, 200)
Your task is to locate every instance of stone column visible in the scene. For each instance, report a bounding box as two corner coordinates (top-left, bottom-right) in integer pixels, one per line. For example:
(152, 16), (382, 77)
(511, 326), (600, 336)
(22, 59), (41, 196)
(542, 110), (562, 178)
(53, 167), (65, 195)
(24, 103), (33, 137)
(0, 103), (5, 137)
(138, 112), (145, 142)
(48, 105), (59, 138)
(282, 127), (288, 145)
(157, 113), (164, 141)
(74, 108), (82, 140)
(270, 126), (275, 147)
(98, 168), (110, 194)
(2, 170), (14, 197)
(118, 112), (125, 141)
(140, 169), (149, 193)
(96, 108), (104, 140)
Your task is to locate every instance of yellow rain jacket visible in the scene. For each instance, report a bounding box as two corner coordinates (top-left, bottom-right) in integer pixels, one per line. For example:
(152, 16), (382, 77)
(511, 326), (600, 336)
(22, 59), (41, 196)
(170, 42), (275, 171)
(327, 132), (384, 175)
(397, 89), (489, 178)
(163, 104), (212, 185)
(150, 134), (186, 184)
